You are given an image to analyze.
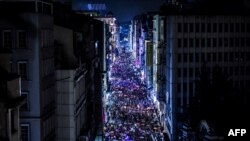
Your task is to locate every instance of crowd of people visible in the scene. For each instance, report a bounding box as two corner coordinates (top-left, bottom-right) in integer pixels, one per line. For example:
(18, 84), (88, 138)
(104, 52), (164, 141)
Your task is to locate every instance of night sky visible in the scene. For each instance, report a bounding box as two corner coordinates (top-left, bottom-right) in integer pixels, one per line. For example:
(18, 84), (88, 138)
(73, 0), (166, 22)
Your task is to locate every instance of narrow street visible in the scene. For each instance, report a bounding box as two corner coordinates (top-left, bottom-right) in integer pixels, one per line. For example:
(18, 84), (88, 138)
(103, 51), (164, 141)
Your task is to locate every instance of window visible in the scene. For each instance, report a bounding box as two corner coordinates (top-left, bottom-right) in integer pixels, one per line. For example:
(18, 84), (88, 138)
(224, 23), (228, 32)
(183, 68), (187, 77)
(235, 23), (240, 32)
(21, 124), (30, 141)
(247, 38), (250, 47)
(189, 54), (193, 62)
(184, 23), (188, 33)
(247, 66), (250, 75)
(224, 52), (228, 62)
(247, 23), (250, 33)
(207, 38), (211, 47)
(195, 38), (200, 47)
(235, 38), (240, 47)
(224, 67), (228, 75)
(201, 38), (205, 47)
(183, 53), (187, 62)
(11, 110), (17, 133)
(201, 53), (205, 62)
(178, 68), (181, 78)
(218, 38), (222, 47)
(230, 52), (234, 62)
(230, 23), (234, 32)
(201, 23), (205, 32)
(177, 38), (182, 48)
(189, 23), (194, 32)
(230, 38), (234, 47)
(219, 23), (223, 32)
(235, 52), (239, 61)
(17, 31), (27, 48)
(207, 53), (211, 62)
(189, 83), (193, 94)
(20, 92), (29, 111)
(207, 23), (211, 32)
(241, 38), (245, 47)
(224, 38), (228, 47)
(218, 52), (222, 62)
(3, 30), (12, 48)
(213, 38), (217, 47)
(241, 23), (245, 32)
(195, 53), (199, 62)
(189, 38), (193, 47)
(177, 98), (181, 108)
(195, 23), (200, 32)
(241, 52), (245, 61)
(195, 67), (200, 76)
(183, 83), (187, 94)
(229, 67), (233, 75)
(18, 62), (27, 79)
(240, 67), (245, 76)
(178, 23), (182, 32)
(189, 68), (193, 77)
(213, 23), (217, 32)
(178, 54), (182, 62)
(183, 38), (187, 48)
(213, 53), (217, 62)
(235, 67), (239, 75)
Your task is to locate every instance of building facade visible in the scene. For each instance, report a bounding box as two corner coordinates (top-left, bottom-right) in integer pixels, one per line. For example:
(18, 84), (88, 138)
(165, 14), (250, 140)
(0, 49), (25, 141)
(0, 1), (55, 141)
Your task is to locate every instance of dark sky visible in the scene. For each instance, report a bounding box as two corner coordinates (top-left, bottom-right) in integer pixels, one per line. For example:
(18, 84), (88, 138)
(73, 0), (166, 22)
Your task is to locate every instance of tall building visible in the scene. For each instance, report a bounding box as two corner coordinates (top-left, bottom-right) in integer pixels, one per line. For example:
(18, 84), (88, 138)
(163, 9), (250, 141)
(139, 1), (250, 140)
(0, 48), (25, 141)
(0, 1), (55, 141)
(54, 3), (104, 141)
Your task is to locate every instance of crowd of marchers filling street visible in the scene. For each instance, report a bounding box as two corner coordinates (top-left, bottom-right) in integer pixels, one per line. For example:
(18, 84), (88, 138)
(103, 51), (164, 141)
